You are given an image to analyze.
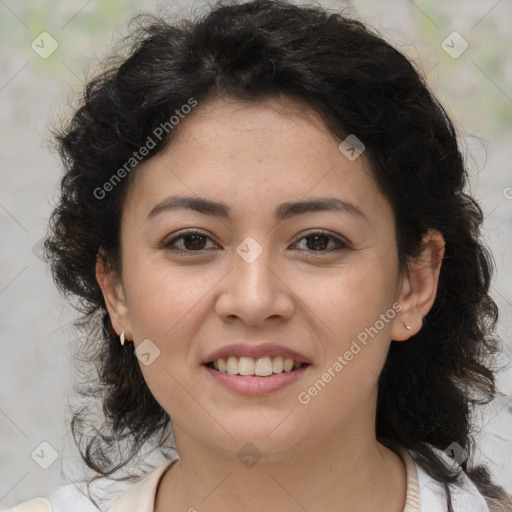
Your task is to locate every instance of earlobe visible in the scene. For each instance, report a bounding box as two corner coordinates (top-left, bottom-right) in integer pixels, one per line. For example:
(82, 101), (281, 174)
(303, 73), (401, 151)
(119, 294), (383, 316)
(95, 253), (132, 341)
(391, 229), (445, 341)
(400, 314), (412, 331)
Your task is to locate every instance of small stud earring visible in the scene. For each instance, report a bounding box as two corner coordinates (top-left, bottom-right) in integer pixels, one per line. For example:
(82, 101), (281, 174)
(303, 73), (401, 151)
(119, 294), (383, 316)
(120, 331), (125, 346)
(400, 313), (411, 331)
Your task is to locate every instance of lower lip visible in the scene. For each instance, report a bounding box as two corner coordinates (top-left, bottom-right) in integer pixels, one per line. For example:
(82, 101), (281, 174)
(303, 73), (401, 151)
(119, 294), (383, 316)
(203, 365), (310, 395)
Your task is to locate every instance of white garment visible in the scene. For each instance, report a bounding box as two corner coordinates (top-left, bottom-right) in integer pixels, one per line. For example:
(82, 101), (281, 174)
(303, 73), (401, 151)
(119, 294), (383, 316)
(416, 460), (490, 511)
(1, 448), (493, 512)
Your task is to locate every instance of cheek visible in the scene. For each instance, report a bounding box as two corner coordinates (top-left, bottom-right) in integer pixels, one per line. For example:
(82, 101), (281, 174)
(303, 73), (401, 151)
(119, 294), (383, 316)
(293, 267), (398, 419)
(299, 259), (398, 341)
(123, 263), (214, 414)
(124, 254), (216, 341)
(299, 258), (399, 404)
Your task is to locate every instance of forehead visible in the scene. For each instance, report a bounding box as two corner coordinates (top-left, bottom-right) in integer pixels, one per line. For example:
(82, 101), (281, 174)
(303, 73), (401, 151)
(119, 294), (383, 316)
(123, 95), (390, 225)
(167, 95), (344, 158)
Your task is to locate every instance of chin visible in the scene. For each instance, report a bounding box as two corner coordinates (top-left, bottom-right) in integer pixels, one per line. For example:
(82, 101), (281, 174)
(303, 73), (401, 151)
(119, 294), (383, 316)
(207, 409), (308, 457)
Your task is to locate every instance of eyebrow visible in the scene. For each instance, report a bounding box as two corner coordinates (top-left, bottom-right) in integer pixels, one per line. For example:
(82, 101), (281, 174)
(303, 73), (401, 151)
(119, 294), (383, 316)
(146, 195), (368, 223)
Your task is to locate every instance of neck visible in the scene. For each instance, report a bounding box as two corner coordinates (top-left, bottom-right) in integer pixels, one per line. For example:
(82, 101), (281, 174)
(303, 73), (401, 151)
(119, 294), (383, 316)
(155, 426), (407, 512)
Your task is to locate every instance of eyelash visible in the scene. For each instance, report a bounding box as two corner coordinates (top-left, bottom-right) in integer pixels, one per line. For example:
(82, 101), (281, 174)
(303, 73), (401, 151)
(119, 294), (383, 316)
(162, 229), (349, 255)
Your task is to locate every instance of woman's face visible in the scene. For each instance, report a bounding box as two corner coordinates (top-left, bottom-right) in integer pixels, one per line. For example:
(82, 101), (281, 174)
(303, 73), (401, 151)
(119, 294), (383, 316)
(100, 96), (426, 459)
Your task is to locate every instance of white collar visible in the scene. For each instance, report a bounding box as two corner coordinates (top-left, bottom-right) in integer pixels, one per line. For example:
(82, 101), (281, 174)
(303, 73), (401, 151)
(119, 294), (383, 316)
(105, 460), (175, 512)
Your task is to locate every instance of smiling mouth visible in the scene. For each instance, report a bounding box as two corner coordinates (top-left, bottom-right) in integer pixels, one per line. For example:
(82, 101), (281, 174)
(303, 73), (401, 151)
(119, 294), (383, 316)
(205, 356), (309, 377)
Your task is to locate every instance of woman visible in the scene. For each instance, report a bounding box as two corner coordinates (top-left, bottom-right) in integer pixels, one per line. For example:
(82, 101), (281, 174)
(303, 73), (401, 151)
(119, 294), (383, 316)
(6, 0), (512, 510)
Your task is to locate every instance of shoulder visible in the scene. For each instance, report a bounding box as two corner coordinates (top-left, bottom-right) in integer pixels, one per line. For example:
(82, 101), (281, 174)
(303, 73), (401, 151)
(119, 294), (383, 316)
(1, 480), (120, 512)
(2, 456), (178, 512)
(105, 460), (176, 512)
(410, 447), (504, 512)
(1, 497), (54, 512)
(416, 463), (491, 511)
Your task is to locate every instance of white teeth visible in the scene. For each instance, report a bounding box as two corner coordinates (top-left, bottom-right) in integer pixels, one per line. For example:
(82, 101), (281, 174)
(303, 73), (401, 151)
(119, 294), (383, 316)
(238, 356), (255, 376)
(254, 356), (273, 376)
(210, 356), (305, 376)
(272, 356), (284, 373)
(226, 356), (239, 375)
(283, 358), (294, 372)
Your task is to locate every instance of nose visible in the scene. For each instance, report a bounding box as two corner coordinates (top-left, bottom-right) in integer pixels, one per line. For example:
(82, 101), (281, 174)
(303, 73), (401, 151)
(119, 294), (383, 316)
(215, 239), (295, 326)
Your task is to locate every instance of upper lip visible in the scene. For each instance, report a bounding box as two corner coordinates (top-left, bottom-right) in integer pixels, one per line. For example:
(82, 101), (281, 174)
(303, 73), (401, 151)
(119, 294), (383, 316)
(203, 343), (311, 365)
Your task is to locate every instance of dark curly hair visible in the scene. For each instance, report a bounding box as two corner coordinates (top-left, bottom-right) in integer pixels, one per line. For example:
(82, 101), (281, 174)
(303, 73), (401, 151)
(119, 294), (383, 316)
(44, 0), (511, 509)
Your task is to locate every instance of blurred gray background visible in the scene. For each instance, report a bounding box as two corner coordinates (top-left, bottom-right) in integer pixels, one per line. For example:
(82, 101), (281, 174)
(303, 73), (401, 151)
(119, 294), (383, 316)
(1, 0), (511, 508)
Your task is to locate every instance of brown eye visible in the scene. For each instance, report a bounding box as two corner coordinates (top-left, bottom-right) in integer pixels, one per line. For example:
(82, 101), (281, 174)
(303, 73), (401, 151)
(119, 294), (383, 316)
(293, 231), (348, 252)
(163, 230), (218, 253)
(181, 233), (207, 250)
(305, 234), (330, 251)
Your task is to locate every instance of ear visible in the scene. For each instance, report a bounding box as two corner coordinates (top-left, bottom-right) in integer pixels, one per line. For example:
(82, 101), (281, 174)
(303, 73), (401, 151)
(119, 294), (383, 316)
(95, 251), (133, 341)
(391, 229), (445, 341)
